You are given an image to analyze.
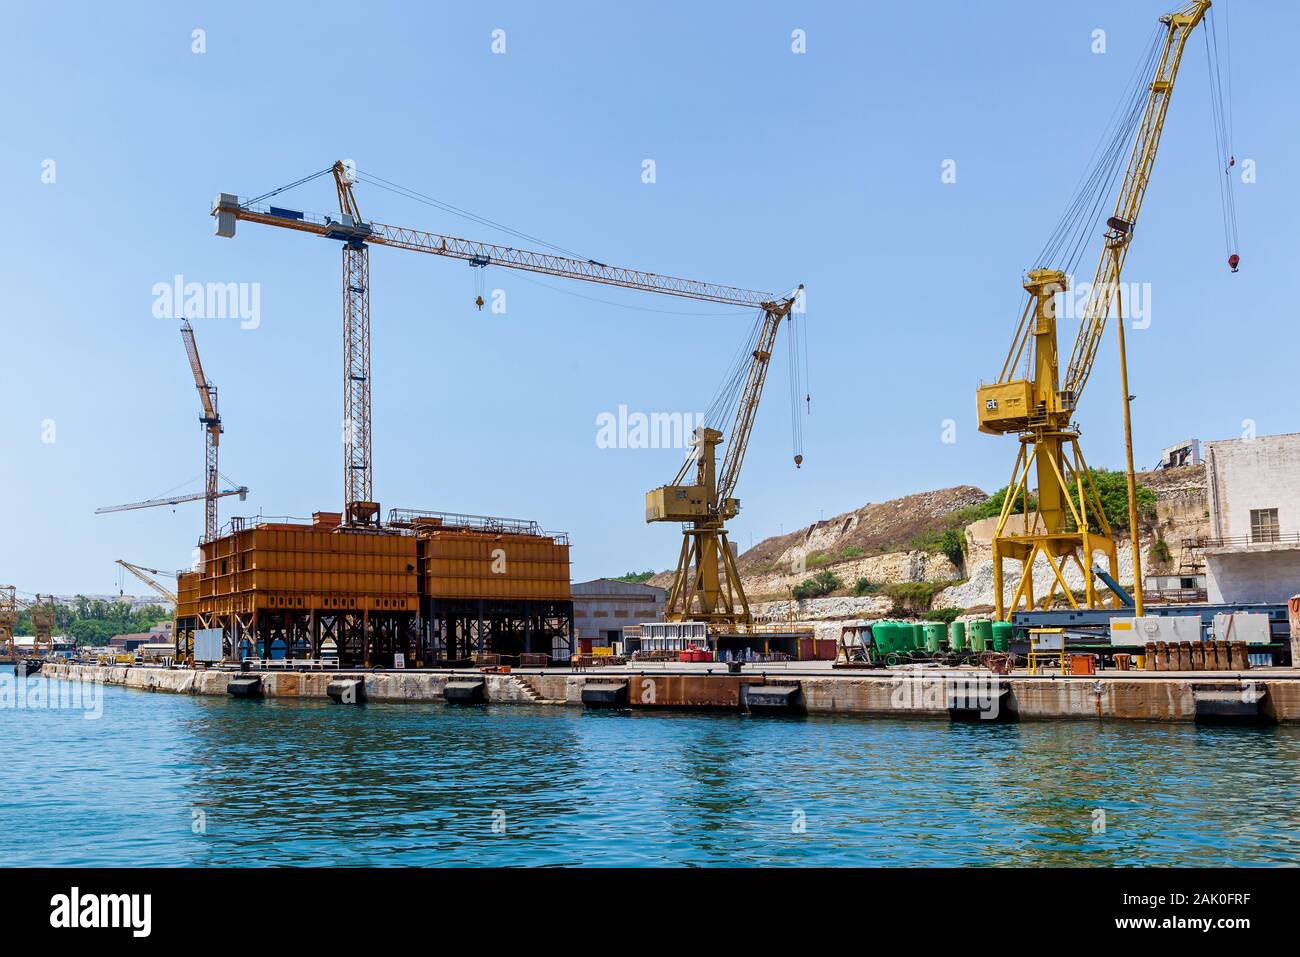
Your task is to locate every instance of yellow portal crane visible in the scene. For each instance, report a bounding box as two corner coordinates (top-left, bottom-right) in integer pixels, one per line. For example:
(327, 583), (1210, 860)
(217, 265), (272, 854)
(0, 590), (59, 656)
(978, 0), (1213, 619)
(27, 594), (56, 654)
(213, 163), (802, 540)
(0, 586), (17, 657)
(646, 287), (803, 625)
(116, 560), (179, 605)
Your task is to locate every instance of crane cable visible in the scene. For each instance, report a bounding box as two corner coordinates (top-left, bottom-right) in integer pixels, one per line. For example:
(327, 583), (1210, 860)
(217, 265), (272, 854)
(786, 309), (807, 466)
(1009, 27), (1163, 381)
(1034, 26), (1162, 277)
(1205, 6), (1241, 266)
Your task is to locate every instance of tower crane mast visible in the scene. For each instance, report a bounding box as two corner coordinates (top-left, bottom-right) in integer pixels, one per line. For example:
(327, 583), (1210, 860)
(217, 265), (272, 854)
(977, 0), (1213, 619)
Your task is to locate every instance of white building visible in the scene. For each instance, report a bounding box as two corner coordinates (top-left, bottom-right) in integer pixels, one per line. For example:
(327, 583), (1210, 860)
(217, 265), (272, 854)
(1204, 432), (1300, 604)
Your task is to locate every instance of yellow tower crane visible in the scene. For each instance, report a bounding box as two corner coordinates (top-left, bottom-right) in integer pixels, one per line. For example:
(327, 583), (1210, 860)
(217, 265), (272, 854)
(212, 163), (804, 554)
(977, 0), (1214, 620)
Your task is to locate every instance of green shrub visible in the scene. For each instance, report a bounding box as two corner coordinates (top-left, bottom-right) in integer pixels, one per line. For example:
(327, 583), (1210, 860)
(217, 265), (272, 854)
(792, 570), (841, 600)
(1064, 469), (1156, 533)
(612, 570), (656, 584)
(852, 577), (879, 597)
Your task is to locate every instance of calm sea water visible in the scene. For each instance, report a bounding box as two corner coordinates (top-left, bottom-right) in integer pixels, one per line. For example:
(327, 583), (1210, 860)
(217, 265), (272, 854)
(2, 676), (1297, 866)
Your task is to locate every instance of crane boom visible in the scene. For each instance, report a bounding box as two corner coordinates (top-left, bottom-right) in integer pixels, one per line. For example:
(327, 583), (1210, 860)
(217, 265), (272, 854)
(1063, 0), (1211, 402)
(96, 486), (248, 514)
(116, 560), (179, 604)
(181, 319), (219, 423)
(215, 198), (778, 309)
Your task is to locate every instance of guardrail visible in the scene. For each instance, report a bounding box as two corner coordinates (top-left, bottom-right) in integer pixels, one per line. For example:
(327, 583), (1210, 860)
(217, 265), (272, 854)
(1202, 532), (1300, 548)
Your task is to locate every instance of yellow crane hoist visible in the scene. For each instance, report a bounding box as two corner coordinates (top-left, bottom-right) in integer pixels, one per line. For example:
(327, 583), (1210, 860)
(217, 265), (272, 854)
(646, 287), (804, 626)
(978, 0), (1218, 620)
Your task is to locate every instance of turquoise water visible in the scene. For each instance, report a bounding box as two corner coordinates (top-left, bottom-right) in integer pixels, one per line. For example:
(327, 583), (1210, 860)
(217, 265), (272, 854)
(2, 676), (1298, 866)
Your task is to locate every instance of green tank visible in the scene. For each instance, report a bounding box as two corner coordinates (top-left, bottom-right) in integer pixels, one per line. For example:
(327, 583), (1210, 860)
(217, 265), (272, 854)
(992, 621), (1013, 652)
(924, 622), (945, 652)
(970, 619), (992, 652)
(871, 622), (896, 655)
(949, 621), (967, 651)
(911, 623), (925, 651)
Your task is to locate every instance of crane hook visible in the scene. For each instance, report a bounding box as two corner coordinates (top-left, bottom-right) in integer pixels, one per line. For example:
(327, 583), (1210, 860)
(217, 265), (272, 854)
(1228, 253), (1240, 273)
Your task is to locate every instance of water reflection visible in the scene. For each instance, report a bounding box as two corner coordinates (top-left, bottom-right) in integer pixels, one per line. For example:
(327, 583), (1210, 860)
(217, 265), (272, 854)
(2, 679), (1297, 866)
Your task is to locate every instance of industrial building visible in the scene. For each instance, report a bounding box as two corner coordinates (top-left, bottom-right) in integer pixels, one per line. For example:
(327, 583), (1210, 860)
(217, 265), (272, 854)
(571, 578), (666, 653)
(175, 509), (572, 667)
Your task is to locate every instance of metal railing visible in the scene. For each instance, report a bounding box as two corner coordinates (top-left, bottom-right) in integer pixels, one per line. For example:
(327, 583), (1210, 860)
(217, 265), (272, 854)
(1202, 531), (1300, 548)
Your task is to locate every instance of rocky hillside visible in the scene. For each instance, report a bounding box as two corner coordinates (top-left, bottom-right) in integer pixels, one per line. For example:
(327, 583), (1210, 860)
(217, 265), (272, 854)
(647, 485), (986, 602)
(642, 465), (1209, 626)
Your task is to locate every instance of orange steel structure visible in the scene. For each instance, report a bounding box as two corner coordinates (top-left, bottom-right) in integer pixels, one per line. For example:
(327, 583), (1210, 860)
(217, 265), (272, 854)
(175, 509), (571, 666)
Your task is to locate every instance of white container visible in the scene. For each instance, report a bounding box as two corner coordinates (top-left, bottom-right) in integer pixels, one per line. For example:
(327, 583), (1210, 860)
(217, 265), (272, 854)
(1212, 612), (1272, 645)
(1109, 615), (1203, 645)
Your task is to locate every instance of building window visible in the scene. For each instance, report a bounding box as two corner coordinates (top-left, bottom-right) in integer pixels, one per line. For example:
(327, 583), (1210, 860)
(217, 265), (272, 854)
(1250, 508), (1280, 543)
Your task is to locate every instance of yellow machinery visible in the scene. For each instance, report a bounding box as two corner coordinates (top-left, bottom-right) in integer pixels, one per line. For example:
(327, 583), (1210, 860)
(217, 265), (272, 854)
(646, 288), (803, 626)
(979, 0), (1213, 620)
(0, 585), (17, 658)
(213, 163), (800, 532)
(0, 589), (57, 657)
(27, 594), (56, 655)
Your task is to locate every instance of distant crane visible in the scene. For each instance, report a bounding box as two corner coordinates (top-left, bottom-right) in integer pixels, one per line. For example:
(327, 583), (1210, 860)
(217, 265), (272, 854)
(27, 594), (56, 655)
(180, 318), (227, 543)
(115, 560), (179, 605)
(96, 319), (246, 543)
(96, 486), (247, 516)
(0, 586), (17, 657)
(212, 163), (805, 611)
(0, 589), (59, 656)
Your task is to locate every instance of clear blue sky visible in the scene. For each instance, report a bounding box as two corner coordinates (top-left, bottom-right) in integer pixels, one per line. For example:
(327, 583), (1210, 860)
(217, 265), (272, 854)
(1, 0), (1294, 595)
